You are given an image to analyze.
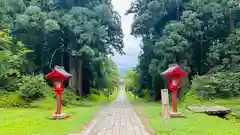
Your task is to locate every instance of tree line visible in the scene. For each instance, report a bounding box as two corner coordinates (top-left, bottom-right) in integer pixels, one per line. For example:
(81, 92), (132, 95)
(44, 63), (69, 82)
(125, 0), (240, 100)
(0, 0), (123, 102)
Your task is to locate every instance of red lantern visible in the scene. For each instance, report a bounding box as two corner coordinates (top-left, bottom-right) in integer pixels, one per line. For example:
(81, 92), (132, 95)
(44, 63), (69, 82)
(161, 64), (188, 113)
(46, 66), (72, 118)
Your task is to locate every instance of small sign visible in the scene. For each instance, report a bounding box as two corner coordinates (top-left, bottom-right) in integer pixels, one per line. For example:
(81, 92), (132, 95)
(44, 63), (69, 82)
(161, 89), (171, 131)
(161, 89), (169, 118)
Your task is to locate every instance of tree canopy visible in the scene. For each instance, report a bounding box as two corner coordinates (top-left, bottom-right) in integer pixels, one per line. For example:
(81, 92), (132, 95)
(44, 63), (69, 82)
(0, 0), (124, 98)
(127, 0), (240, 99)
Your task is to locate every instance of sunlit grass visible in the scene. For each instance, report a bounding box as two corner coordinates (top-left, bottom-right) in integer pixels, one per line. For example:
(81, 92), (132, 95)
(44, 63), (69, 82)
(0, 101), (99, 135)
(127, 92), (240, 135)
(87, 89), (119, 103)
(0, 90), (119, 135)
(140, 103), (240, 135)
(182, 94), (240, 115)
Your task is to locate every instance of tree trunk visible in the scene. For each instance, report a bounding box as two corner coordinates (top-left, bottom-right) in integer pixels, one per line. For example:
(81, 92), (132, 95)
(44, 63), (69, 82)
(229, 9), (234, 33)
(61, 53), (64, 66)
(75, 58), (83, 97)
(69, 56), (76, 89)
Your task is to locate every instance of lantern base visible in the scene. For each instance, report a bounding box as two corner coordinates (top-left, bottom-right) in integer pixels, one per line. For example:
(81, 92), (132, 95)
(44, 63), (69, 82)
(49, 113), (71, 120)
(169, 112), (186, 118)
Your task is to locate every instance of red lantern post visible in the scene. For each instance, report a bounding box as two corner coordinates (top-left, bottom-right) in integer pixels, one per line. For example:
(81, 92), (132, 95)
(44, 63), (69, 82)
(46, 66), (72, 120)
(161, 64), (188, 117)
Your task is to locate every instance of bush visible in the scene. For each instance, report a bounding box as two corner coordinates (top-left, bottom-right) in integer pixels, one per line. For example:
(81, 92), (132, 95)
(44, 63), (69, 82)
(102, 88), (112, 97)
(90, 88), (100, 95)
(0, 92), (28, 107)
(88, 88), (116, 102)
(30, 88), (75, 108)
(191, 72), (240, 99)
(17, 75), (47, 101)
(143, 89), (155, 101)
(62, 88), (75, 106)
(30, 97), (55, 109)
(88, 93), (101, 101)
(88, 88), (104, 101)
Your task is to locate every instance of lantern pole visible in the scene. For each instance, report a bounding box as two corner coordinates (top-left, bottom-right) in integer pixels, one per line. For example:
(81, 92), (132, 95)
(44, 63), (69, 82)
(171, 90), (175, 112)
(55, 92), (63, 116)
(171, 88), (178, 113)
(56, 93), (60, 115)
(174, 89), (178, 113)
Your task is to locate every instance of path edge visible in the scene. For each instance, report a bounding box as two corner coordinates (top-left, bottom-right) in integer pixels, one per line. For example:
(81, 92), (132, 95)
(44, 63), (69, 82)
(67, 104), (108, 135)
(131, 102), (156, 135)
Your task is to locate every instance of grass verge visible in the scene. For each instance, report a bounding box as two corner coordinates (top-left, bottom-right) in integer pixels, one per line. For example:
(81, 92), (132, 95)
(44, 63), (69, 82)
(127, 92), (240, 135)
(0, 101), (99, 135)
(0, 90), (118, 135)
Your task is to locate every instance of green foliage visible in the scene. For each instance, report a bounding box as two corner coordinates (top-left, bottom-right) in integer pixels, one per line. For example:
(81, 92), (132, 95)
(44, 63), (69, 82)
(127, 0), (240, 99)
(88, 88), (104, 101)
(29, 97), (55, 109)
(88, 88), (118, 102)
(191, 72), (240, 99)
(62, 88), (75, 106)
(88, 93), (104, 101)
(0, 0), (124, 102)
(125, 69), (140, 92)
(44, 19), (60, 33)
(17, 75), (47, 101)
(208, 28), (240, 72)
(143, 89), (155, 101)
(101, 58), (121, 91)
(0, 92), (28, 107)
(137, 102), (240, 135)
(0, 30), (31, 91)
(30, 88), (76, 108)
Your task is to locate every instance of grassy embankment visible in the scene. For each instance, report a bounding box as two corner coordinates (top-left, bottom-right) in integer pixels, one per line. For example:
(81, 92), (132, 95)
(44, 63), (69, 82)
(0, 89), (118, 135)
(126, 92), (240, 135)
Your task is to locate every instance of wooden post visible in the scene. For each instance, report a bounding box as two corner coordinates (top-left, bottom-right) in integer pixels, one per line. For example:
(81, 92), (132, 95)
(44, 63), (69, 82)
(161, 89), (170, 131)
(56, 94), (61, 115)
(161, 89), (169, 117)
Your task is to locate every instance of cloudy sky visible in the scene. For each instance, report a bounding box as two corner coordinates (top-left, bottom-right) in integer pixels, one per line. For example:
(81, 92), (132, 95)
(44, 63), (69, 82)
(111, 0), (141, 74)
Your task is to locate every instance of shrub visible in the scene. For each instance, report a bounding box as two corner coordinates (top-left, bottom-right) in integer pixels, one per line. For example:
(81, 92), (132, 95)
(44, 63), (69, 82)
(191, 72), (240, 99)
(90, 88), (100, 95)
(88, 88), (99, 101)
(30, 88), (75, 108)
(88, 89), (103, 101)
(30, 97), (55, 109)
(88, 88), (114, 102)
(0, 92), (28, 107)
(102, 88), (112, 97)
(88, 93), (101, 101)
(17, 75), (47, 101)
(62, 88), (75, 106)
(143, 89), (155, 101)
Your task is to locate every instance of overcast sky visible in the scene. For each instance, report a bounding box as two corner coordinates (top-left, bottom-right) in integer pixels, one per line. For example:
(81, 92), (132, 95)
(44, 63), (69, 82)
(111, 0), (141, 71)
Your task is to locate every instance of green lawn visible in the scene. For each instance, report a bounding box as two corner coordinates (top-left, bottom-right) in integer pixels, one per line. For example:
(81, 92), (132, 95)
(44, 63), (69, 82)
(0, 101), (99, 135)
(182, 94), (240, 115)
(127, 92), (240, 135)
(0, 90), (119, 135)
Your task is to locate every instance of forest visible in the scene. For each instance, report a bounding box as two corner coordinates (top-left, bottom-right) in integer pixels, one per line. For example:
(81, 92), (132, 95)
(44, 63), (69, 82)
(125, 0), (240, 101)
(0, 0), (123, 107)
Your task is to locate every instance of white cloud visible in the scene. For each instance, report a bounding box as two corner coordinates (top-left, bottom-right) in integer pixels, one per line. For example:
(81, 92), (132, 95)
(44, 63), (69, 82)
(111, 0), (141, 70)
